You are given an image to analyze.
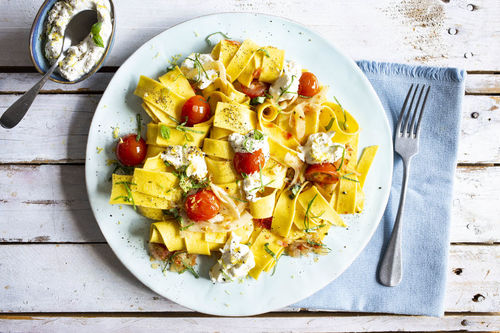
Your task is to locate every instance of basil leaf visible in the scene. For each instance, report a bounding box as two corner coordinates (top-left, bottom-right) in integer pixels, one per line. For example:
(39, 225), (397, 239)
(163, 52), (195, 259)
(91, 22), (104, 48)
(160, 125), (171, 139)
(250, 96), (266, 105)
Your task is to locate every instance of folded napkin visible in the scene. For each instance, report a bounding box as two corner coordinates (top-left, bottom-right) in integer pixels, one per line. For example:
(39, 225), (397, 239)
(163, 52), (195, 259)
(294, 61), (466, 316)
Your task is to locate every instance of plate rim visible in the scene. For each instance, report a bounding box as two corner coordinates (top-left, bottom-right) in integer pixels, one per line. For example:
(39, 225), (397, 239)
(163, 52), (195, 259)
(85, 12), (393, 316)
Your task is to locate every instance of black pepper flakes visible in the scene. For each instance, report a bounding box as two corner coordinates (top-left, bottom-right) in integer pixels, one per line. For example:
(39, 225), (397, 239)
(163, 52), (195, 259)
(471, 112), (479, 119)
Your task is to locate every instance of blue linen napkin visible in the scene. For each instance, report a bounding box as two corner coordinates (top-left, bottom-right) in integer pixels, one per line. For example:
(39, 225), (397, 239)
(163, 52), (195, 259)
(294, 61), (466, 316)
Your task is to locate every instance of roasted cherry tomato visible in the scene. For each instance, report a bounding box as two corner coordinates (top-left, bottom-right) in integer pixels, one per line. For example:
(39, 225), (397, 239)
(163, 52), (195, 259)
(185, 189), (221, 221)
(298, 72), (320, 97)
(233, 149), (266, 175)
(235, 80), (269, 98)
(181, 95), (211, 126)
(116, 133), (147, 166)
(254, 217), (273, 230)
(305, 163), (339, 184)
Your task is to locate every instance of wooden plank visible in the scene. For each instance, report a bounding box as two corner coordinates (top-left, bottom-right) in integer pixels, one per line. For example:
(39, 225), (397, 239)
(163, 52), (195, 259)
(0, 95), (498, 164)
(0, 244), (497, 313)
(1, 72), (499, 95)
(1, 165), (499, 244)
(0, 94), (98, 163)
(0, 73), (114, 93)
(0, 314), (498, 332)
(458, 96), (500, 164)
(465, 74), (500, 94)
(0, 0), (499, 70)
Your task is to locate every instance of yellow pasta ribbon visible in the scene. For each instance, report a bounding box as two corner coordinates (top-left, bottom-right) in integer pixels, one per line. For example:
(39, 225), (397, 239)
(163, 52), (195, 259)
(211, 39), (241, 67)
(249, 190), (277, 219)
(297, 185), (346, 228)
(158, 66), (195, 99)
(109, 174), (176, 210)
(150, 220), (185, 251)
(132, 168), (180, 200)
(225, 39), (260, 82)
(271, 182), (308, 238)
(205, 157), (238, 184)
(213, 102), (257, 134)
(356, 145), (378, 188)
(319, 102), (359, 144)
(202, 138), (234, 160)
(249, 229), (284, 280)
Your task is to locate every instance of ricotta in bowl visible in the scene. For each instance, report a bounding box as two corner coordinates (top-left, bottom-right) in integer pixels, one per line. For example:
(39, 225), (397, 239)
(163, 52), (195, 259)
(44, 0), (113, 81)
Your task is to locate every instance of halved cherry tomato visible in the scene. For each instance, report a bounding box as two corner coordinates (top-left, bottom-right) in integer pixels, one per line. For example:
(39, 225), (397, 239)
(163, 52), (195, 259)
(235, 80), (269, 98)
(184, 189), (221, 221)
(233, 149), (266, 175)
(181, 95), (211, 126)
(116, 133), (147, 166)
(254, 217), (272, 230)
(298, 72), (320, 97)
(305, 163), (339, 184)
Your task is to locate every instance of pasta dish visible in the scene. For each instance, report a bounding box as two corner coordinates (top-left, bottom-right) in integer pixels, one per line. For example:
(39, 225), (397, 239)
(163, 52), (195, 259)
(109, 35), (378, 282)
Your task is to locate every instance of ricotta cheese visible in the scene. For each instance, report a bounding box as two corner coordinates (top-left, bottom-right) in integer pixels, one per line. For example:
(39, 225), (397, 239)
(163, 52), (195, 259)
(228, 130), (270, 161)
(161, 145), (208, 180)
(300, 132), (345, 164)
(45, 0), (113, 81)
(180, 53), (220, 89)
(242, 172), (271, 202)
(209, 233), (255, 283)
(269, 60), (302, 102)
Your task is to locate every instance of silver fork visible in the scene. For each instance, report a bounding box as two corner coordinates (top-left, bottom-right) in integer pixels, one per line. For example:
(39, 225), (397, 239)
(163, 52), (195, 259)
(378, 84), (431, 287)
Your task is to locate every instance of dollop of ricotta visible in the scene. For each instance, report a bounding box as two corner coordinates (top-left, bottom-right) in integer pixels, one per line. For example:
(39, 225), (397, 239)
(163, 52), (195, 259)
(269, 60), (302, 102)
(300, 132), (345, 164)
(45, 0), (113, 81)
(180, 53), (220, 89)
(209, 233), (255, 283)
(228, 129), (270, 160)
(242, 172), (271, 202)
(161, 145), (208, 180)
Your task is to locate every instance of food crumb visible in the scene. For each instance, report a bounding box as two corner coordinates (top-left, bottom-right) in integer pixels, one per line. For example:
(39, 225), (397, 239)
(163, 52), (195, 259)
(151, 263), (159, 269)
(194, 31), (199, 37)
(112, 127), (120, 139)
(96, 147), (104, 154)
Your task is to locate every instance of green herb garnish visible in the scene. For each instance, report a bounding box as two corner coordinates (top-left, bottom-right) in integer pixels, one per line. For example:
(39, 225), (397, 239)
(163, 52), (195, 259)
(257, 48), (270, 57)
(303, 195), (326, 233)
(229, 195), (248, 203)
(160, 125), (171, 139)
(288, 184), (302, 199)
(115, 181), (136, 210)
(250, 96), (266, 105)
(136, 113), (142, 141)
(179, 223), (194, 231)
(186, 53), (210, 83)
(340, 172), (359, 183)
(334, 96), (348, 130)
(264, 243), (279, 275)
(306, 240), (331, 252)
(336, 148), (346, 171)
(278, 75), (296, 99)
(325, 117), (335, 131)
(91, 22), (104, 48)
(205, 31), (231, 46)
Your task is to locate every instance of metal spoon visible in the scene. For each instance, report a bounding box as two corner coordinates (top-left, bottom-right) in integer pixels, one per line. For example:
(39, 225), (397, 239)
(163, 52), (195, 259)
(0, 10), (97, 129)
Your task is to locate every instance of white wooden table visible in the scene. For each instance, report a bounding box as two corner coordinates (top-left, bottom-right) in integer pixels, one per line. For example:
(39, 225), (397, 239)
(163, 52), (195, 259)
(1, 1), (499, 331)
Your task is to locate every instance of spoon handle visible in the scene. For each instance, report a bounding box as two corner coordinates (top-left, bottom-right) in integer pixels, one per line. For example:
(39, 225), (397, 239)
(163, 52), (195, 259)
(0, 61), (59, 129)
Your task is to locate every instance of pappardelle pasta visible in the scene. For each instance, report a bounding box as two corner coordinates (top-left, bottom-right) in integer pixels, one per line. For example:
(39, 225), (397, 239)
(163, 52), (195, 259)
(109, 36), (378, 282)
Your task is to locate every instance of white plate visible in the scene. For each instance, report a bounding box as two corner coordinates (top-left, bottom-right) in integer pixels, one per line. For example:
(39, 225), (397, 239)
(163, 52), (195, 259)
(85, 13), (393, 316)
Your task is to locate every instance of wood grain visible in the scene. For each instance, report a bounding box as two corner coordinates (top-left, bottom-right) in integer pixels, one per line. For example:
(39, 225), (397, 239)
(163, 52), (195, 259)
(0, 314), (498, 332)
(1, 165), (499, 243)
(0, 0), (499, 70)
(1, 72), (499, 95)
(0, 95), (498, 164)
(0, 244), (497, 313)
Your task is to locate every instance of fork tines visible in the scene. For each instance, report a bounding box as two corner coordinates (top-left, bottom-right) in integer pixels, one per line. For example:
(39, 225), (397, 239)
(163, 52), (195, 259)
(396, 84), (431, 138)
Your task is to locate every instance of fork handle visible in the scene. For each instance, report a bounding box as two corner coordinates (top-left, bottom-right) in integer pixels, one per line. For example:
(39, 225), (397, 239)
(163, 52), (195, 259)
(378, 157), (411, 287)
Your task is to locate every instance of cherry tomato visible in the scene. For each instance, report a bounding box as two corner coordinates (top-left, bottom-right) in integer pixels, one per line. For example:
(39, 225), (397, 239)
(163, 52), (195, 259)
(181, 95), (211, 126)
(254, 217), (272, 230)
(233, 149), (266, 175)
(184, 189), (221, 221)
(305, 163), (339, 184)
(235, 80), (269, 98)
(116, 133), (147, 166)
(298, 72), (320, 97)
